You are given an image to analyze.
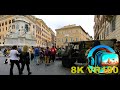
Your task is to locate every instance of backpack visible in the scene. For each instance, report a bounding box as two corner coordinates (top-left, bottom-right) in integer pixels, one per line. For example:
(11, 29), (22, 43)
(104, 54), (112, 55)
(45, 49), (50, 56)
(51, 48), (56, 54)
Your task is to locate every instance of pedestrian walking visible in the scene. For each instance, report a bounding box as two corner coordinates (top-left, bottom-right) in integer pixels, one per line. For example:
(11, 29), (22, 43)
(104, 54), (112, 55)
(45, 47), (51, 66)
(9, 45), (22, 75)
(21, 45), (32, 75)
(29, 46), (34, 61)
(18, 46), (22, 53)
(17, 46), (22, 65)
(40, 48), (45, 63)
(34, 46), (40, 65)
(50, 46), (57, 62)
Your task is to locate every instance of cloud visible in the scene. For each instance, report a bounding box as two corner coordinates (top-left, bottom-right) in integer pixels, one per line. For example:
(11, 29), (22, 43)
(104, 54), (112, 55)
(34, 15), (94, 38)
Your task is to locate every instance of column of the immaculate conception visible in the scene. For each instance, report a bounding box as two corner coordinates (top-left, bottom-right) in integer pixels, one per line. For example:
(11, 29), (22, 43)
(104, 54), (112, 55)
(4, 15), (36, 47)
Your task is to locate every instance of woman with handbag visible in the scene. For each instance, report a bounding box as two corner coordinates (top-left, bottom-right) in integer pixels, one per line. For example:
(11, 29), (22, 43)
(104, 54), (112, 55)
(21, 45), (32, 75)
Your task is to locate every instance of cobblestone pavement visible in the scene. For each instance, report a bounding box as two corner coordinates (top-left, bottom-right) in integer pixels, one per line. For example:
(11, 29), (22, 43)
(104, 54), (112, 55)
(0, 56), (75, 75)
(1, 56), (118, 75)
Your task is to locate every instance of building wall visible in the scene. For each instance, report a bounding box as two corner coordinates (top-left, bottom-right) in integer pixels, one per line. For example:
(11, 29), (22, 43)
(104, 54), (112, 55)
(0, 15), (37, 46)
(107, 15), (120, 40)
(41, 22), (51, 48)
(94, 15), (120, 41)
(0, 15), (15, 46)
(56, 25), (92, 48)
(0, 15), (55, 48)
(35, 19), (52, 48)
(49, 28), (56, 47)
(36, 23), (42, 47)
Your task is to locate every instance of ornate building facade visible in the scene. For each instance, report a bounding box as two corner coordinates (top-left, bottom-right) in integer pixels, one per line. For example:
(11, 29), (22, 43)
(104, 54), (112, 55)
(0, 15), (56, 47)
(94, 15), (120, 41)
(56, 24), (93, 48)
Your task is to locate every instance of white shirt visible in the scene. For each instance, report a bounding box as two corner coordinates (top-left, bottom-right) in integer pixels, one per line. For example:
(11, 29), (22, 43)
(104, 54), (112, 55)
(9, 50), (20, 60)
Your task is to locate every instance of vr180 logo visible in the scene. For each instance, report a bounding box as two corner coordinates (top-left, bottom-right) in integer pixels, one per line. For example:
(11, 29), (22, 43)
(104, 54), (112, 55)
(87, 45), (119, 74)
(71, 66), (119, 74)
(70, 45), (119, 74)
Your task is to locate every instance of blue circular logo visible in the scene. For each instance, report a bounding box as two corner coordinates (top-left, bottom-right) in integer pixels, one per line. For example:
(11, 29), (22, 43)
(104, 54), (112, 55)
(87, 45), (115, 58)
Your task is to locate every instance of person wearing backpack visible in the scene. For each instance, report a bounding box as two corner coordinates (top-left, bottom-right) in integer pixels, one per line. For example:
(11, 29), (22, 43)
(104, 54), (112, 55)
(50, 46), (56, 62)
(40, 48), (45, 63)
(45, 47), (51, 66)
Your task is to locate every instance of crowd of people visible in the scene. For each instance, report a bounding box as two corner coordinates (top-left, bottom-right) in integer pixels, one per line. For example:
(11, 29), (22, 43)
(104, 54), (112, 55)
(0, 45), (65, 75)
(0, 40), (120, 75)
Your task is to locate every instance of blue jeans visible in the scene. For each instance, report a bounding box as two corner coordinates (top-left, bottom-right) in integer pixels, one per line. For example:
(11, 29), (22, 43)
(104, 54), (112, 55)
(34, 55), (40, 64)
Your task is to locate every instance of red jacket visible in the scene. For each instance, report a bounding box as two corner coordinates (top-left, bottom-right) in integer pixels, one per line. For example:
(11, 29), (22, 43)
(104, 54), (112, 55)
(50, 48), (56, 55)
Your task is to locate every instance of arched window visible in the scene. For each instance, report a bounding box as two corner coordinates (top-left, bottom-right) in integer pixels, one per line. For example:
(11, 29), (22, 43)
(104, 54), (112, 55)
(5, 21), (7, 25)
(2, 23), (4, 26)
(9, 20), (11, 24)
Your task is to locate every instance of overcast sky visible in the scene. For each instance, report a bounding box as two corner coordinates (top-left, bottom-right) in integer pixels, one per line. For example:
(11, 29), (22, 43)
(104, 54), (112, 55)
(34, 15), (95, 38)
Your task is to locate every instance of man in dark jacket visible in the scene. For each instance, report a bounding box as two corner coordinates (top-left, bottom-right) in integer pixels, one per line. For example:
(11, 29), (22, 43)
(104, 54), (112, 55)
(45, 47), (51, 65)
